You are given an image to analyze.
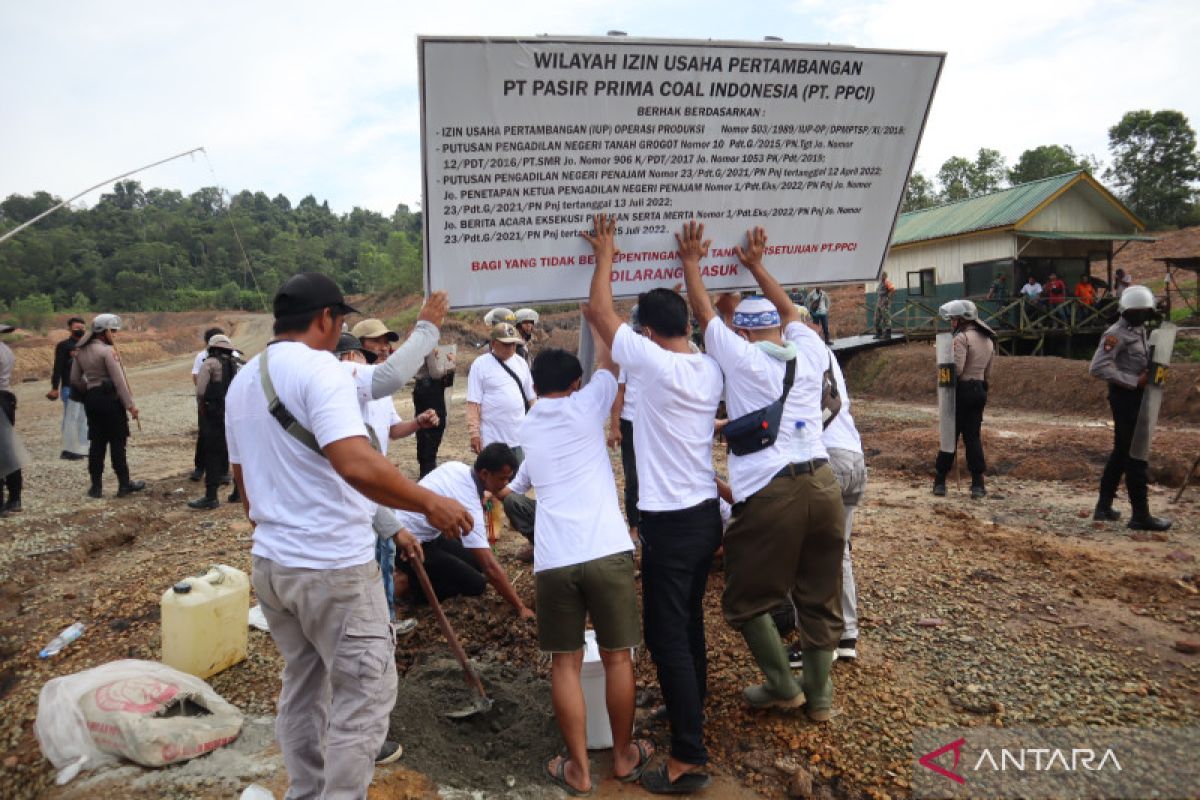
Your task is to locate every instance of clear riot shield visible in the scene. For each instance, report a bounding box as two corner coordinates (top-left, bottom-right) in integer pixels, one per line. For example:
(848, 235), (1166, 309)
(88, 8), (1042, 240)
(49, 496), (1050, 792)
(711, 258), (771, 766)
(1130, 322), (1177, 462)
(0, 406), (30, 479)
(936, 331), (956, 454)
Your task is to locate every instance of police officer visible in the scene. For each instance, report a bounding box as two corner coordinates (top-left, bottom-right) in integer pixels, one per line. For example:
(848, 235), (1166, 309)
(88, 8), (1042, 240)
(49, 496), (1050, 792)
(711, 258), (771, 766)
(1088, 286), (1171, 531)
(933, 299), (995, 499)
(514, 308), (539, 360)
(70, 314), (145, 498)
(188, 334), (239, 510)
(0, 322), (22, 514)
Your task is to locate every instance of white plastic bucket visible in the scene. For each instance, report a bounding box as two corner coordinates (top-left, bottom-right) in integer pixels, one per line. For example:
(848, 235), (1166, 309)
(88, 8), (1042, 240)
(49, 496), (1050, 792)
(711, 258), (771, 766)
(581, 629), (611, 749)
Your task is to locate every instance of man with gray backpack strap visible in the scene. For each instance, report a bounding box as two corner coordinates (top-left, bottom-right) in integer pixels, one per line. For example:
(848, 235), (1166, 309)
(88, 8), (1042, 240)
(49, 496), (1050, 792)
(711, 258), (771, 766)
(680, 222), (845, 723)
(225, 272), (472, 799)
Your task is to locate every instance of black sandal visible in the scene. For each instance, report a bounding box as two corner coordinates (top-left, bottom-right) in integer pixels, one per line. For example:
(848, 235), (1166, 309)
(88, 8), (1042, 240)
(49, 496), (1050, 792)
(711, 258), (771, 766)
(544, 755), (593, 797)
(640, 763), (712, 794)
(616, 739), (655, 783)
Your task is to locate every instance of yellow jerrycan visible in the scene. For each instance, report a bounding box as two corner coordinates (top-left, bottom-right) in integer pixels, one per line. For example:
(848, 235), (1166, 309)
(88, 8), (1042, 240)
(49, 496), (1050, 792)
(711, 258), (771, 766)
(161, 564), (250, 679)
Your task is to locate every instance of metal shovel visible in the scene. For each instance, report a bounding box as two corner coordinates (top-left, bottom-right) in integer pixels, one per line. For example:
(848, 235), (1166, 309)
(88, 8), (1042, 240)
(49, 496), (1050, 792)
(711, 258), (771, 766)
(409, 557), (494, 718)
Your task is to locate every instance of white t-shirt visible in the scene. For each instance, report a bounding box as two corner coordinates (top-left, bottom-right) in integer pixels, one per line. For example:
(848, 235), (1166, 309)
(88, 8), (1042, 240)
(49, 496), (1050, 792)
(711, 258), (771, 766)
(822, 352), (862, 454)
(226, 342), (376, 569)
(466, 351), (534, 447)
(517, 370), (633, 572)
(617, 366), (640, 423)
(342, 362), (401, 454)
(394, 462), (489, 549)
(192, 350), (207, 376)
(704, 319), (828, 502)
(1020, 282), (1043, 300)
(612, 324), (722, 511)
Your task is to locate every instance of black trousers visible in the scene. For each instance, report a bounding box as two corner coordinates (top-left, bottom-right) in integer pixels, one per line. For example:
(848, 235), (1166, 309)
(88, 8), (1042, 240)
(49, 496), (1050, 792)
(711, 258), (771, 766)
(1100, 385), (1149, 506)
(201, 405), (228, 498)
(618, 418), (640, 528)
(0, 391), (20, 505)
(412, 379), (448, 478)
(935, 380), (988, 478)
(83, 389), (130, 486)
(398, 536), (486, 602)
(639, 498), (723, 766)
(193, 406), (205, 473)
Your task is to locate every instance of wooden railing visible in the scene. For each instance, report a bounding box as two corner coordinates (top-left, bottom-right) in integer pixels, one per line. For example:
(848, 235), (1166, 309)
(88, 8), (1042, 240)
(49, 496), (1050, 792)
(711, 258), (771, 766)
(899, 297), (1123, 351)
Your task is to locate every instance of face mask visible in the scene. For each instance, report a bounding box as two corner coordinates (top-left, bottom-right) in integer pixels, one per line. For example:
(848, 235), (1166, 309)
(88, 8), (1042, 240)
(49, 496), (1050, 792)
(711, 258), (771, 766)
(71, 329), (84, 338)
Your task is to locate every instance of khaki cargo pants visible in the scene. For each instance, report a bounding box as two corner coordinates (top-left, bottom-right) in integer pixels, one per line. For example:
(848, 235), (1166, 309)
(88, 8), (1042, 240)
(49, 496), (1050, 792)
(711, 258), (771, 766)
(253, 556), (398, 800)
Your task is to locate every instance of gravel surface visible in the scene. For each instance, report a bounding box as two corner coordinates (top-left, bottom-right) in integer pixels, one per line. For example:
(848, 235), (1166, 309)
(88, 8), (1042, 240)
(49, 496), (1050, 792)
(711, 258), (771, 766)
(0, 315), (1196, 800)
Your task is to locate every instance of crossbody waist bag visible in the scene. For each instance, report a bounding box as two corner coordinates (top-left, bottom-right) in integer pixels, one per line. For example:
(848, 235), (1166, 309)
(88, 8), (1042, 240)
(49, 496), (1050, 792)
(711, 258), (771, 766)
(723, 357), (796, 456)
(492, 353), (531, 412)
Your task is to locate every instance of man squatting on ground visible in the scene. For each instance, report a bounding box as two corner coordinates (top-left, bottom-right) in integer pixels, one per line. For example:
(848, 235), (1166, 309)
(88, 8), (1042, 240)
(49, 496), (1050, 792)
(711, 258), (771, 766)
(1088, 284), (1171, 531)
(680, 222), (846, 722)
(586, 214), (725, 793)
(335, 330), (439, 624)
(514, 311), (653, 795)
(225, 273), (473, 799)
(932, 300), (996, 499)
(47, 316), (89, 460)
(392, 445), (534, 618)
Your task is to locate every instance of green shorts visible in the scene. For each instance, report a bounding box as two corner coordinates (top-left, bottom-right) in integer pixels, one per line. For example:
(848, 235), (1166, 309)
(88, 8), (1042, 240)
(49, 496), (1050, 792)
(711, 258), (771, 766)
(535, 551), (640, 653)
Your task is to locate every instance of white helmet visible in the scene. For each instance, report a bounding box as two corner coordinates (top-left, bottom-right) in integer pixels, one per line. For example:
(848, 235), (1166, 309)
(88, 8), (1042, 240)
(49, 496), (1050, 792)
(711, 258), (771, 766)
(91, 313), (122, 332)
(483, 307), (515, 326)
(514, 308), (539, 324)
(1118, 285), (1155, 312)
(938, 299), (978, 321)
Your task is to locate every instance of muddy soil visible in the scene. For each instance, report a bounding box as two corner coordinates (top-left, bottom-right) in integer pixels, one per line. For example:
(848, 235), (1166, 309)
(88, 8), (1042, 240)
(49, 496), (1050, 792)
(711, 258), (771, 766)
(0, 312), (1196, 800)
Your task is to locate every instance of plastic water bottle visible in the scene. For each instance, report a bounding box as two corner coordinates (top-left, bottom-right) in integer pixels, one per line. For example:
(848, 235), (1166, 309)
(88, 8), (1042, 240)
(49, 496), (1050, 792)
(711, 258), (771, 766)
(791, 420), (819, 463)
(39, 622), (85, 658)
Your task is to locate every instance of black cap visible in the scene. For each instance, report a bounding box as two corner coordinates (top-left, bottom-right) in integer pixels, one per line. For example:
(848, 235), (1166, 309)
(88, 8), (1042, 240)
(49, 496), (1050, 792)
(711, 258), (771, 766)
(273, 272), (358, 319)
(335, 332), (376, 363)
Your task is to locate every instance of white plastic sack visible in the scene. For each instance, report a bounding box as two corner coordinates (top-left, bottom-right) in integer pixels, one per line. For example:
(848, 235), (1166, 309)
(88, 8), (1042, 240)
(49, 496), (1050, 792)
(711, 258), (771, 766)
(35, 659), (243, 784)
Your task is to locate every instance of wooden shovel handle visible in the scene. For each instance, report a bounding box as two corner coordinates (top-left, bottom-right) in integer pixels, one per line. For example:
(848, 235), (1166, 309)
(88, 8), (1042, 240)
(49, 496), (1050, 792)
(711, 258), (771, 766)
(408, 557), (488, 699)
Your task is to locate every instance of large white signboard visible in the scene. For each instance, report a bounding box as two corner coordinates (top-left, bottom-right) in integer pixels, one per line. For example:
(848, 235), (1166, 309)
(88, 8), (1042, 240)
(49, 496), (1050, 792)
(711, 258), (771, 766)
(420, 36), (943, 308)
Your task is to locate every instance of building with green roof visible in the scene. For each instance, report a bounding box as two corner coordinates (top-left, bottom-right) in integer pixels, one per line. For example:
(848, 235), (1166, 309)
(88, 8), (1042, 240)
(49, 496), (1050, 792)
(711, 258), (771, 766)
(869, 171), (1152, 316)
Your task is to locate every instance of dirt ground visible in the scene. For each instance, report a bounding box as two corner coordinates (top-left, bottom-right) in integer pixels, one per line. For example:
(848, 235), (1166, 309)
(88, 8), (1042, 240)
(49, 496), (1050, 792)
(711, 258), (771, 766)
(0, 314), (1197, 799)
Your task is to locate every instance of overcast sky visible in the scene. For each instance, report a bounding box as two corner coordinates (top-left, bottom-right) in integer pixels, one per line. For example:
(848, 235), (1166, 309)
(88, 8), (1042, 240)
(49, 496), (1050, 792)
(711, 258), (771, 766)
(2, 0), (1196, 215)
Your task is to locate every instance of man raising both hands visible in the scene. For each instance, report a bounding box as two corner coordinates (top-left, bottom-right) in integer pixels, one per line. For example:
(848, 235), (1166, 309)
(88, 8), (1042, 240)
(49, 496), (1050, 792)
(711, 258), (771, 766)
(585, 215), (724, 794)
(680, 222), (845, 723)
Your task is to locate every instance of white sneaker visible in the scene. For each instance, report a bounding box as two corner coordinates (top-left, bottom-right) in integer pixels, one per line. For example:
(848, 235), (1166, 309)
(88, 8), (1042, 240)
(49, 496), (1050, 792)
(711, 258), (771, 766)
(836, 639), (858, 661)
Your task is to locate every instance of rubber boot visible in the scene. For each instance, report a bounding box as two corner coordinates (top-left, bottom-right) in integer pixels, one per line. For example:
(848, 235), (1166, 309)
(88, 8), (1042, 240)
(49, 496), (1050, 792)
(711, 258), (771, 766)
(87, 479), (102, 499)
(932, 474), (947, 497)
(739, 613), (803, 709)
(800, 649), (836, 722)
(1093, 496), (1121, 521)
(1128, 500), (1170, 531)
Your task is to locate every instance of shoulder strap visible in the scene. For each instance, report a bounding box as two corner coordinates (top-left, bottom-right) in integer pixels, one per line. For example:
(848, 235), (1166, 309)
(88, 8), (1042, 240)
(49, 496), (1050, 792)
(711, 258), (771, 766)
(260, 346), (379, 458)
(779, 356), (796, 402)
(492, 352), (531, 411)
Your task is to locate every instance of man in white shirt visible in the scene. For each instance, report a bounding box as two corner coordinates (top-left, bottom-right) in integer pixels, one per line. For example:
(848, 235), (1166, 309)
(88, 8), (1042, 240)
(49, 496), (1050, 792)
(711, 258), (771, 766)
(584, 215), (723, 794)
(1020, 275), (1043, 304)
(466, 323), (534, 459)
(225, 273), (472, 799)
(680, 222), (845, 724)
(514, 342), (651, 795)
(393, 446), (533, 619)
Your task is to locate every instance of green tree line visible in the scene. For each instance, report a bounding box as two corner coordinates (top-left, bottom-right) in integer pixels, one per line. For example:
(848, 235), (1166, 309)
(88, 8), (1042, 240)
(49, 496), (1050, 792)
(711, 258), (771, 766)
(0, 181), (425, 315)
(902, 109), (1200, 229)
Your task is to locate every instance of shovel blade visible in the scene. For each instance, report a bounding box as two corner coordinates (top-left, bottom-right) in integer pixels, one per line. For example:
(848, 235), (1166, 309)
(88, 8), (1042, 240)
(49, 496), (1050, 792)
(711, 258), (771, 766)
(443, 693), (494, 719)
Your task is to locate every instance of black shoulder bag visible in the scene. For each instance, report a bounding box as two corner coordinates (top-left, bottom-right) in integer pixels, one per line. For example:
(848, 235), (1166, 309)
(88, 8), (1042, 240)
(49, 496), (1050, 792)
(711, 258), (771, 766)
(492, 353), (531, 412)
(723, 357), (796, 456)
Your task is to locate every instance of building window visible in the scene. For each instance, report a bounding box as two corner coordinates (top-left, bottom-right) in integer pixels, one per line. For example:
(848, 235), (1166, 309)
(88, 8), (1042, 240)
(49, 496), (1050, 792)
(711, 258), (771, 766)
(964, 259), (1012, 298)
(906, 268), (936, 297)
